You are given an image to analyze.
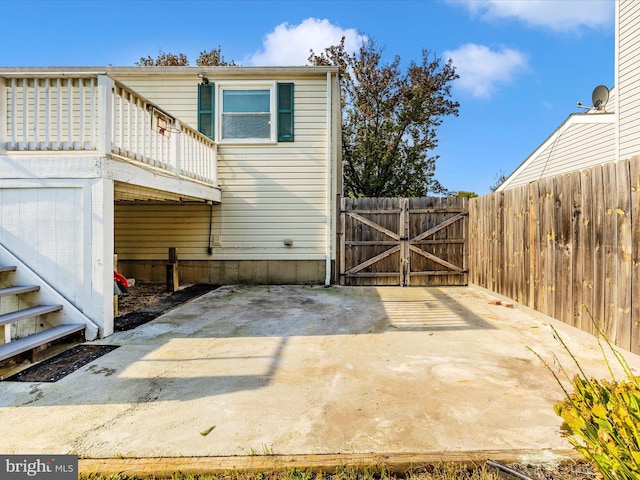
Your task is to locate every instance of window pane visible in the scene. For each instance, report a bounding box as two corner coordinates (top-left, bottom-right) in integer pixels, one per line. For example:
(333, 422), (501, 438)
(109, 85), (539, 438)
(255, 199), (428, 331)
(223, 114), (271, 139)
(199, 113), (212, 138)
(223, 90), (270, 113)
(200, 85), (212, 110)
(278, 112), (292, 138)
(278, 84), (293, 111)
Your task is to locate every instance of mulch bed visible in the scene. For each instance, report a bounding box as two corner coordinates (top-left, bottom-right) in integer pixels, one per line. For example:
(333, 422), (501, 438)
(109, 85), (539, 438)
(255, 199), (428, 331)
(115, 283), (219, 331)
(3, 284), (220, 383)
(5, 345), (119, 382)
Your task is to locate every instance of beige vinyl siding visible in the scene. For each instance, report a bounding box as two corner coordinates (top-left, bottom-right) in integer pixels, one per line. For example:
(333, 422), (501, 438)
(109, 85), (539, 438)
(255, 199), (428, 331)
(619, 0), (640, 160)
(504, 120), (616, 189)
(113, 72), (331, 261)
(110, 76), (198, 127)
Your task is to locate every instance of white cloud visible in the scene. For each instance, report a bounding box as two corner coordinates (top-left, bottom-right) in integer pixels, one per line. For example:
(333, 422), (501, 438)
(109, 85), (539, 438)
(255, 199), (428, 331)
(444, 43), (529, 98)
(451, 0), (613, 32)
(248, 18), (366, 66)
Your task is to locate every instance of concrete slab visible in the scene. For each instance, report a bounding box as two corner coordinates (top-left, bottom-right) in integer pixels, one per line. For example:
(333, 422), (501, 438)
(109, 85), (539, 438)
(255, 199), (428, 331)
(1, 285), (638, 463)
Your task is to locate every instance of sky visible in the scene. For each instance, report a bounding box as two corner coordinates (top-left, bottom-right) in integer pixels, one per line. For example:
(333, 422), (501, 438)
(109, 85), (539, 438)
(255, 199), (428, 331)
(0, 0), (615, 195)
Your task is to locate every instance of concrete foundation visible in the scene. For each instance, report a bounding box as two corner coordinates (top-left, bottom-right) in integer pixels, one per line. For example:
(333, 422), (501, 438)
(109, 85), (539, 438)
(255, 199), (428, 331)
(118, 260), (328, 285)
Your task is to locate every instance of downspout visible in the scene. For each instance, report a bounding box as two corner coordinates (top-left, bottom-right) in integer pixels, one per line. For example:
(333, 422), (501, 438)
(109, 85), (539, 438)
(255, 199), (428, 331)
(325, 71), (332, 286)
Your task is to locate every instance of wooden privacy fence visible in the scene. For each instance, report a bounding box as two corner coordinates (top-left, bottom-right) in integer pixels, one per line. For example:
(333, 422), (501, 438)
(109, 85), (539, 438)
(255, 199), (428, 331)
(339, 197), (468, 286)
(469, 156), (640, 353)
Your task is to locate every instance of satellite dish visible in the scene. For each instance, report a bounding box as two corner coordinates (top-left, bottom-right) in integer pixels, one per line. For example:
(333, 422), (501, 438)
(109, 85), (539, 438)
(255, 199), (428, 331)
(592, 85), (609, 110)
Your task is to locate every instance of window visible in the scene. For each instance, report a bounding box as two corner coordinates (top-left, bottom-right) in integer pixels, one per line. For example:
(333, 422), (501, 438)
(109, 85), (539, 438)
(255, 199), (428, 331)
(198, 81), (294, 143)
(222, 89), (271, 140)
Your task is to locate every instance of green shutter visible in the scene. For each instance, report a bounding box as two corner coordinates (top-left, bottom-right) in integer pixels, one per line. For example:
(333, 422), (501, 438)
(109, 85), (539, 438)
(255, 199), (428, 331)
(277, 82), (294, 142)
(198, 83), (215, 140)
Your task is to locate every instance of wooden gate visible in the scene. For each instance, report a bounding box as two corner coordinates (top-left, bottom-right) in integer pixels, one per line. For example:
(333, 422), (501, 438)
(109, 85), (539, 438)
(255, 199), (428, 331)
(339, 197), (468, 286)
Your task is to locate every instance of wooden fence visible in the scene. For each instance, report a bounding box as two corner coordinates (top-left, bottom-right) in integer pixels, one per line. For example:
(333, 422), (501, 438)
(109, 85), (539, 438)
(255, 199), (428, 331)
(339, 197), (468, 286)
(469, 156), (640, 353)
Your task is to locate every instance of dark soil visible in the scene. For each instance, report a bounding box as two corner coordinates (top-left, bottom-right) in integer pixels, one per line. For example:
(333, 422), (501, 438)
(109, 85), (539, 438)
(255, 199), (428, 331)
(115, 283), (219, 331)
(3, 283), (220, 383)
(5, 345), (119, 382)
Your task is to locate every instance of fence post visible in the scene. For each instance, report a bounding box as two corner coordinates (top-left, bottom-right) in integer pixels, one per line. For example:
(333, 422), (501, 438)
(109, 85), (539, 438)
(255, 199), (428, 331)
(97, 75), (114, 157)
(399, 198), (410, 286)
(166, 247), (179, 292)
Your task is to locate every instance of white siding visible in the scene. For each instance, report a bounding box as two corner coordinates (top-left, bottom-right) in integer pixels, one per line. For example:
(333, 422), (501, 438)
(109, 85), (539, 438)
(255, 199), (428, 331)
(0, 186), (84, 302)
(0, 176), (113, 336)
(618, 0), (640, 160)
(112, 72), (331, 261)
(502, 118), (616, 189)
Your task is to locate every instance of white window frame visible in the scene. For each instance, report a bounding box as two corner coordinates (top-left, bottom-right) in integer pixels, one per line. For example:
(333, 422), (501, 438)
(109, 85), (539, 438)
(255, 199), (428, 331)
(216, 81), (277, 144)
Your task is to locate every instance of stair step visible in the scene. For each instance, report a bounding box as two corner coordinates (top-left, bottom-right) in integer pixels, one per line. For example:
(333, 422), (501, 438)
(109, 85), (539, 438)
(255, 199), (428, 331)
(0, 305), (63, 327)
(0, 285), (41, 298)
(0, 324), (85, 362)
(0, 266), (17, 273)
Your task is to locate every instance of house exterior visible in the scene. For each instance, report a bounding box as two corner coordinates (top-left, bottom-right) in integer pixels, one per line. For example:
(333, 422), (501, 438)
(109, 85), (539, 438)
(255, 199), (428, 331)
(498, 0), (639, 191)
(0, 65), (341, 355)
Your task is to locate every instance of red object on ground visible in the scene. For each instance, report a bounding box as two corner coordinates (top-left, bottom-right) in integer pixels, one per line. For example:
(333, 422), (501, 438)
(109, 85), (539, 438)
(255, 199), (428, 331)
(114, 271), (128, 288)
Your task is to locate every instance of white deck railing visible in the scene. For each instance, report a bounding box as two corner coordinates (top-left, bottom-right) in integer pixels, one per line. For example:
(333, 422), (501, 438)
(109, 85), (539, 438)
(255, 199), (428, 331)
(0, 74), (217, 186)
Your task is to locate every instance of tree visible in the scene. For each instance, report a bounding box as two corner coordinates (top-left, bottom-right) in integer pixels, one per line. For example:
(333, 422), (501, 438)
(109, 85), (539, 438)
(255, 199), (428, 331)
(196, 47), (236, 66)
(309, 38), (459, 197)
(490, 170), (508, 192)
(135, 51), (189, 66)
(135, 47), (236, 66)
(454, 191), (478, 198)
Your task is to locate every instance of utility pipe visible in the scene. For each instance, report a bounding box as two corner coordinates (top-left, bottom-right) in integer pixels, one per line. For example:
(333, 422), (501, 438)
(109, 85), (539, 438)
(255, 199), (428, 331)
(325, 72), (332, 286)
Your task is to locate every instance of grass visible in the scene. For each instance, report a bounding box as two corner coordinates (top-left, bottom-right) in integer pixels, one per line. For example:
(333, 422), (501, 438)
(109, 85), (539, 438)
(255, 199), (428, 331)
(78, 464), (504, 480)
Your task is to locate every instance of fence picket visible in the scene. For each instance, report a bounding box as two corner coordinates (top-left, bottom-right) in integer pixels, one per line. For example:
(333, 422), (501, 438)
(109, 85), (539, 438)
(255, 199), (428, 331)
(469, 156), (638, 352)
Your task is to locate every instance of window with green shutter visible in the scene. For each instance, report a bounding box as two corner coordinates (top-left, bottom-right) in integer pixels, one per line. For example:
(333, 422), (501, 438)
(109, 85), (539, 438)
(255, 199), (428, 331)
(198, 83), (214, 140)
(199, 81), (295, 143)
(277, 83), (294, 142)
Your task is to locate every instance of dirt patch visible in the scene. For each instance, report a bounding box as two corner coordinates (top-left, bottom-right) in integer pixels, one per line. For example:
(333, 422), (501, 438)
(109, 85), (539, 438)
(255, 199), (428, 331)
(502, 461), (596, 480)
(116, 283), (173, 316)
(5, 345), (119, 382)
(115, 283), (219, 331)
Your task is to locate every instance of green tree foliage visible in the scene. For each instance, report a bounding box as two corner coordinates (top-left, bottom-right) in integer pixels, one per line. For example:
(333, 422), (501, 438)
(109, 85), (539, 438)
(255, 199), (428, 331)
(310, 38), (459, 197)
(135, 47), (236, 66)
(454, 191), (478, 198)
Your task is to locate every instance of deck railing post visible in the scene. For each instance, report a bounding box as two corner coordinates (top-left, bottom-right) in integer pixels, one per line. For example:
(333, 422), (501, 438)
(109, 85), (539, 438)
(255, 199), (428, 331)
(171, 120), (181, 177)
(97, 75), (114, 157)
(0, 77), (6, 155)
(211, 143), (217, 185)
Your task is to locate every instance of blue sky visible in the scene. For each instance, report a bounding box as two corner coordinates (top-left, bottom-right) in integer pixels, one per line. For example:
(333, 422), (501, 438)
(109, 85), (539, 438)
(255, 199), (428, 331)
(0, 0), (615, 195)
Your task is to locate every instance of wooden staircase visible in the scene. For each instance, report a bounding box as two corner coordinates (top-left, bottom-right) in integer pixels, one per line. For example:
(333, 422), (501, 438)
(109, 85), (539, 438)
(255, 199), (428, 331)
(0, 264), (85, 363)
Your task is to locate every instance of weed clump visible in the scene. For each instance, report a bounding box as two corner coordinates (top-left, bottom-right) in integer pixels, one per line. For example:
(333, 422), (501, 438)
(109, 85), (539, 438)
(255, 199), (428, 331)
(530, 315), (640, 480)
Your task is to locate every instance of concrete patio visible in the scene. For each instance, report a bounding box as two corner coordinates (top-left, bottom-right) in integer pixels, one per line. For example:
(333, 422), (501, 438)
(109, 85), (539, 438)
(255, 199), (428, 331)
(1, 284), (638, 473)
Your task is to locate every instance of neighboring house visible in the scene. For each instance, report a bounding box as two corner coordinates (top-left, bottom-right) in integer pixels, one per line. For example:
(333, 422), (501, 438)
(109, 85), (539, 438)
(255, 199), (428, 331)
(498, 0), (639, 191)
(0, 65), (341, 355)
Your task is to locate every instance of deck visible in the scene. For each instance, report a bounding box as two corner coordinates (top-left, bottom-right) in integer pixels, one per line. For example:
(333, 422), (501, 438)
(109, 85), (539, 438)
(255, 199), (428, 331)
(0, 73), (220, 203)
